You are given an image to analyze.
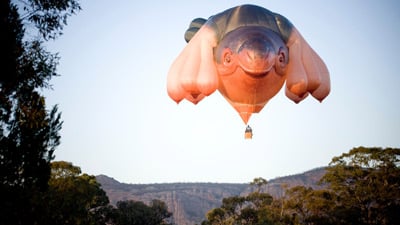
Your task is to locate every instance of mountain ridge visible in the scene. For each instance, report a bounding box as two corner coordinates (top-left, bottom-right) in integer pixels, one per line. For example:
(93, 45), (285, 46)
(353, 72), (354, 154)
(96, 167), (326, 225)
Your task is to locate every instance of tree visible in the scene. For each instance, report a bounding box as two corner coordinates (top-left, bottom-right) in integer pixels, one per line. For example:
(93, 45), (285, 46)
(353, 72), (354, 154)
(150, 199), (174, 225)
(115, 199), (173, 225)
(277, 147), (400, 225)
(203, 208), (231, 225)
(203, 177), (277, 225)
(39, 161), (110, 225)
(250, 177), (268, 193)
(18, 0), (81, 40)
(281, 186), (336, 225)
(0, 1), (80, 224)
(203, 147), (400, 225)
(320, 147), (400, 225)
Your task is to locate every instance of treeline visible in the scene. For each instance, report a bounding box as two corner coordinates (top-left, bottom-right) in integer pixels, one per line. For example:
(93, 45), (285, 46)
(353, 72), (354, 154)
(201, 147), (400, 225)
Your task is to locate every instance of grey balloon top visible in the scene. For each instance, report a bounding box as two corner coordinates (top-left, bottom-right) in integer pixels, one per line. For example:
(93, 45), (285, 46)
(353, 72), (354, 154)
(185, 5), (294, 44)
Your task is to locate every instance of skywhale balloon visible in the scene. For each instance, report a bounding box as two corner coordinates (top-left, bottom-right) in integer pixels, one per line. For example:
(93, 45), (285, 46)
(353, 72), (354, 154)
(167, 5), (330, 126)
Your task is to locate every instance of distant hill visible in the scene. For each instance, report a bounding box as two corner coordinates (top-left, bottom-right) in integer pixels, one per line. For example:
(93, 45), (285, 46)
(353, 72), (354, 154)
(96, 167), (326, 225)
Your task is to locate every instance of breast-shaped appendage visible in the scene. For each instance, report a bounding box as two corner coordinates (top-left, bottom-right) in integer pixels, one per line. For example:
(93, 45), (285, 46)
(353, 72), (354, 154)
(284, 27), (330, 102)
(167, 23), (219, 105)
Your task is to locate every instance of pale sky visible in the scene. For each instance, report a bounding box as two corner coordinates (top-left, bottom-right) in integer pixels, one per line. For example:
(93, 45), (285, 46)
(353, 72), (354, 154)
(44, 0), (400, 184)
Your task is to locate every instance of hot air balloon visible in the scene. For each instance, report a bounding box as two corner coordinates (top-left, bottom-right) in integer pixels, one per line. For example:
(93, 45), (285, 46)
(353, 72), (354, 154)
(167, 5), (330, 136)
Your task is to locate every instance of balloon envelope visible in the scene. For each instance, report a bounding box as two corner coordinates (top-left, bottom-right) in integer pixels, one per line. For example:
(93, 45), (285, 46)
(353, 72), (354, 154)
(167, 4), (330, 125)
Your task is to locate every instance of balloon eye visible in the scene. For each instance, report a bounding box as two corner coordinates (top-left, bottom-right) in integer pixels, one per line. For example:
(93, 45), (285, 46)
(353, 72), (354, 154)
(225, 56), (231, 64)
(222, 49), (233, 66)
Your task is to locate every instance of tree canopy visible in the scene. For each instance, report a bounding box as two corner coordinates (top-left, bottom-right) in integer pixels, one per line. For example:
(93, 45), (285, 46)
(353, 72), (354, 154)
(40, 161), (110, 225)
(202, 147), (400, 225)
(115, 199), (173, 225)
(0, 0), (80, 224)
(320, 147), (400, 225)
(0, 2), (175, 224)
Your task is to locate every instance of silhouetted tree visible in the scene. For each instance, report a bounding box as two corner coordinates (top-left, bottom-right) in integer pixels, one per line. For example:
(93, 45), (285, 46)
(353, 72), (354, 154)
(0, 0), (80, 224)
(203, 177), (276, 225)
(202, 147), (400, 225)
(281, 186), (336, 225)
(39, 161), (110, 225)
(250, 177), (268, 193)
(115, 199), (173, 225)
(320, 147), (400, 225)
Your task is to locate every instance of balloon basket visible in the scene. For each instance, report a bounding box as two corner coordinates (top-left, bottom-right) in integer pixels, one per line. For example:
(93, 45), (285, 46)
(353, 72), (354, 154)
(244, 125), (253, 139)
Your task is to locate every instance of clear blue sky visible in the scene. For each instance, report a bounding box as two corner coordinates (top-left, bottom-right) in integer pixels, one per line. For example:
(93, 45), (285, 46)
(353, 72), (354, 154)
(44, 0), (400, 183)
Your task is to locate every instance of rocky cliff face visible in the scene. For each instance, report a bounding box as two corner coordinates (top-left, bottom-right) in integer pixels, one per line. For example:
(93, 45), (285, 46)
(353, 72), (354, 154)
(96, 167), (326, 225)
(95, 177), (248, 225)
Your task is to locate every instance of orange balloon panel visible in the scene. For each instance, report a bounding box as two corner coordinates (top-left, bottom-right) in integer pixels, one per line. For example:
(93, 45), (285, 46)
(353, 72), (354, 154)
(217, 66), (286, 124)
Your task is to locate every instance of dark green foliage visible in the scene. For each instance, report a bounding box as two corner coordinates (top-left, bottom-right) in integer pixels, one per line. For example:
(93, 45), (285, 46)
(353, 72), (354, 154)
(20, 0), (81, 40)
(204, 179), (276, 225)
(0, 1), (23, 90)
(202, 147), (400, 225)
(115, 199), (173, 225)
(320, 147), (400, 225)
(250, 177), (268, 192)
(277, 147), (400, 225)
(39, 161), (110, 225)
(281, 186), (336, 225)
(0, 0), (79, 224)
(1, 1), (175, 225)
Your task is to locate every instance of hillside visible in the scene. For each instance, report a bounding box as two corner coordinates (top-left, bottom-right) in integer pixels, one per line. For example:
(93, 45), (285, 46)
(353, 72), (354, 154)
(96, 167), (326, 225)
